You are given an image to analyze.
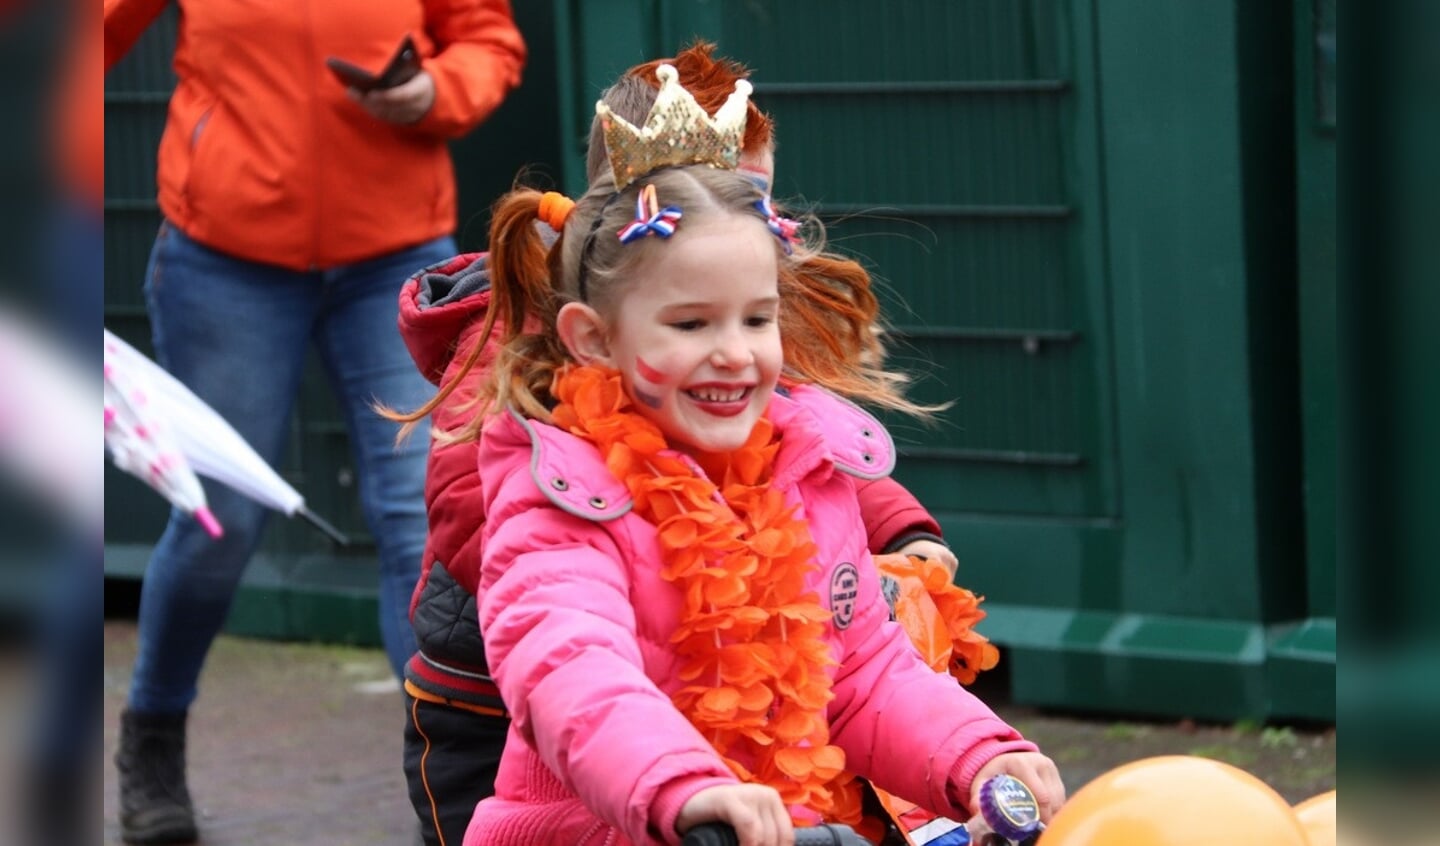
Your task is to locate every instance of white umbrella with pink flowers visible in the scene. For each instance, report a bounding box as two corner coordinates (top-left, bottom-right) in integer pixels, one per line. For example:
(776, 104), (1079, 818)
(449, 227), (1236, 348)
(103, 330), (348, 545)
(104, 340), (221, 538)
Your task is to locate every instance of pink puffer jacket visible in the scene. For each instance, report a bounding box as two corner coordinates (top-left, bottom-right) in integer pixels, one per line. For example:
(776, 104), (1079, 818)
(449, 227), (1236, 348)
(468, 387), (1035, 846)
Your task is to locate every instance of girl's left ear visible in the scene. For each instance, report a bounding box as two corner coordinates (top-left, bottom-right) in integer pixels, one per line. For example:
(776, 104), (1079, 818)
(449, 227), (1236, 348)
(556, 302), (614, 367)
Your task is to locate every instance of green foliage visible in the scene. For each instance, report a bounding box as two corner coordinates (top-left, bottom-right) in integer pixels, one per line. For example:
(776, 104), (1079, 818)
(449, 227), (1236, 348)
(1187, 743), (1259, 768)
(1259, 726), (1299, 749)
(1103, 722), (1150, 742)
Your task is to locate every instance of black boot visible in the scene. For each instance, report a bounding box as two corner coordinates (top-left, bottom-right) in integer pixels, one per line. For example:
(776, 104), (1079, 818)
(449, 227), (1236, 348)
(115, 710), (198, 844)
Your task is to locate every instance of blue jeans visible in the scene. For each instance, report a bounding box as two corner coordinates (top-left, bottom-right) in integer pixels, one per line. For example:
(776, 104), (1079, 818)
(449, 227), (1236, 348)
(127, 222), (449, 714)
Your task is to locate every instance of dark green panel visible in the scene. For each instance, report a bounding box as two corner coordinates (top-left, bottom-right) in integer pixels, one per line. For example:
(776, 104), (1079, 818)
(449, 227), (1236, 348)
(934, 516), (1122, 612)
(225, 552), (385, 648)
(102, 101), (166, 203)
(880, 340), (1101, 517)
(896, 457), (1091, 518)
(887, 341), (1084, 453)
(451, 0), (564, 248)
(102, 6), (172, 312)
(711, 0), (1066, 81)
(763, 92), (1067, 207)
(1003, 626), (1270, 722)
(1237, 0), (1307, 632)
(1267, 618), (1335, 721)
(554, 0), (669, 195)
(106, 544), (384, 649)
(1294, 0), (1336, 616)
(828, 218), (1072, 330)
(1095, 1), (1302, 624)
(1387, 4), (1440, 641)
(103, 210), (161, 312)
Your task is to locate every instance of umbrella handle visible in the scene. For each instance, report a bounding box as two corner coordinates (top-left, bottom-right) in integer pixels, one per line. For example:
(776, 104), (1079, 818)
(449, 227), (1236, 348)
(296, 505), (351, 547)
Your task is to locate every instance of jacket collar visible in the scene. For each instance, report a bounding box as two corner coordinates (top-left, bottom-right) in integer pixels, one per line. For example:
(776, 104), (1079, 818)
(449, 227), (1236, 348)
(398, 252), (492, 385)
(769, 384), (895, 487)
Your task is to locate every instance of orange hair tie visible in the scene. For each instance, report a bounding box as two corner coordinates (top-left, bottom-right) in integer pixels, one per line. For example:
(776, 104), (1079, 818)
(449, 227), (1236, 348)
(539, 191), (576, 232)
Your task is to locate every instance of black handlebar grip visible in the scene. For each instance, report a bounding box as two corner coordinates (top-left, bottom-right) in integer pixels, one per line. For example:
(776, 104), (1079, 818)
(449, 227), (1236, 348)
(678, 823), (738, 846)
(679, 822), (872, 846)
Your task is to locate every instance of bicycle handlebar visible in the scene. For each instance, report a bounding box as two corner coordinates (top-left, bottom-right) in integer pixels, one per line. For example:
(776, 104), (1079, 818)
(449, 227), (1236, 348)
(678, 774), (1044, 846)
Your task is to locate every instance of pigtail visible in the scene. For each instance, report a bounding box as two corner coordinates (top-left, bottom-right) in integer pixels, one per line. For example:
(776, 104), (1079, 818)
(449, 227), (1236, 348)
(481, 189), (571, 426)
(783, 254), (883, 373)
(382, 187), (571, 444)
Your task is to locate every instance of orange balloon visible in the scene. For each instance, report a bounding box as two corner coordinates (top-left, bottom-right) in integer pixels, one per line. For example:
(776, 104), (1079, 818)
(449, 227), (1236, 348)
(1038, 756), (1308, 846)
(1292, 790), (1336, 846)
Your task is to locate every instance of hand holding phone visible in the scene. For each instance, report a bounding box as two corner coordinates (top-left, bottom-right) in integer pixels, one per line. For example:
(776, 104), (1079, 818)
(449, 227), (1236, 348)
(325, 34), (421, 92)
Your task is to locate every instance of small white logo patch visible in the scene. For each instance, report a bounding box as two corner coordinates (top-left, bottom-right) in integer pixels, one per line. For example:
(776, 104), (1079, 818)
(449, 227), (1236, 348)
(829, 562), (860, 629)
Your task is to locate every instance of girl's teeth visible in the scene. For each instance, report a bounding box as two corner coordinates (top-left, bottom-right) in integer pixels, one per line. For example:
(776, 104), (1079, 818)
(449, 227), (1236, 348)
(690, 388), (744, 402)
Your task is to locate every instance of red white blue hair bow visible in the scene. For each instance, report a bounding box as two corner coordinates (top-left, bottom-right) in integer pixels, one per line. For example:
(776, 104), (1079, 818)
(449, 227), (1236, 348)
(618, 184), (683, 244)
(755, 195), (801, 254)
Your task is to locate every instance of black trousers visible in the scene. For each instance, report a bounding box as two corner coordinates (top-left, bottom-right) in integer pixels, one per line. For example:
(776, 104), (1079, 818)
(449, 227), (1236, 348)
(403, 692), (510, 846)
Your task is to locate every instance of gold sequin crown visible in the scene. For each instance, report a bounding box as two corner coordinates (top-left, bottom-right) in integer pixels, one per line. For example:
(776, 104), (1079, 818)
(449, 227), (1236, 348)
(597, 64), (753, 191)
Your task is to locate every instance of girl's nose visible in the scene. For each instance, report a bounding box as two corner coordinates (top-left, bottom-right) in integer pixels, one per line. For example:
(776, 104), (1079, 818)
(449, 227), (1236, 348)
(710, 327), (753, 369)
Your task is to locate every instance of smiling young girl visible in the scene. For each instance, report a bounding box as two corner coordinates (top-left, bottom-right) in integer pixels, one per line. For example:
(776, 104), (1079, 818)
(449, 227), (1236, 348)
(396, 45), (967, 846)
(458, 68), (1063, 846)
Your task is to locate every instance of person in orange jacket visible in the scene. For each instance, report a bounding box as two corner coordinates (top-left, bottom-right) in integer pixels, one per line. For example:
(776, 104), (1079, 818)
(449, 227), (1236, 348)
(103, 1), (525, 842)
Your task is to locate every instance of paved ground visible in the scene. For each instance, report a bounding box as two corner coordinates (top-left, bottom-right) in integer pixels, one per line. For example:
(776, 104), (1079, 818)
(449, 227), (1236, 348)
(102, 620), (414, 846)
(97, 618), (1336, 845)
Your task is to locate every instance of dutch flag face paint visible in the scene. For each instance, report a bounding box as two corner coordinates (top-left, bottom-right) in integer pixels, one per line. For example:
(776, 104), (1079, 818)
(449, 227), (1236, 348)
(632, 356), (668, 409)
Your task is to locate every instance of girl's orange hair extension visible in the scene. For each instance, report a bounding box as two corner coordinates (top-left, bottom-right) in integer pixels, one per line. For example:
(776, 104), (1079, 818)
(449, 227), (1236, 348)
(781, 254), (886, 387)
(629, 42), (774, 155)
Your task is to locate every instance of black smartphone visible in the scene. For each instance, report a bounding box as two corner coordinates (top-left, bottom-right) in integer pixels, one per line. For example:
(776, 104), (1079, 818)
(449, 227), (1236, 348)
(325, 34), (421, 92)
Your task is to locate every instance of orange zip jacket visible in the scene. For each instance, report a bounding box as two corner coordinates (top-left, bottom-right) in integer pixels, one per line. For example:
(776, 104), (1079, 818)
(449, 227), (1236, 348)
(104, 0), (526, 270)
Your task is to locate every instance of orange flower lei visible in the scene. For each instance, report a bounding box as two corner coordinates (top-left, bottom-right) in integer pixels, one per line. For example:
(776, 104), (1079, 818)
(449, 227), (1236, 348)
(872, 553), (1000, 685)
(551, 364), (862, 825)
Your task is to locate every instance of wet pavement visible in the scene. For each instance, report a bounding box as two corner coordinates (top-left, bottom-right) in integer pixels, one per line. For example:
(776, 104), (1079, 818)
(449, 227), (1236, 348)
(103, 620), (414, 846)
(100, 619), (1335, 845)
